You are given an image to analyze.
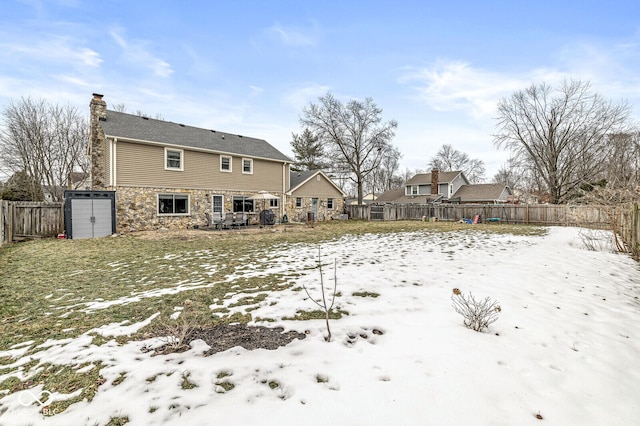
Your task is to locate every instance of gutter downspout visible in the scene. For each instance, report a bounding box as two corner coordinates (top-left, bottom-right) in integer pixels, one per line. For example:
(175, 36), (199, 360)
(110, 138), (118, 187)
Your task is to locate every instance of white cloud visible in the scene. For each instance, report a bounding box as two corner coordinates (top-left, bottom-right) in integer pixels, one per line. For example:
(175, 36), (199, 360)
(0, 35), (102, 68)
(282, 83), (331, 110)
(267, 23), (316, 47)
(399, 60), (529, 119)
(249, 85), (264, 96)
(109, 28), (174, 78)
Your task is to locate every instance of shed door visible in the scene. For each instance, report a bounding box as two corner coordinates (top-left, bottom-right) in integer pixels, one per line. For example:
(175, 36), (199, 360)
(71, 199), (113, 239)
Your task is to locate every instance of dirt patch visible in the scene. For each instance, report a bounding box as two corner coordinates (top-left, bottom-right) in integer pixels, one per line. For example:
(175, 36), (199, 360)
(151, 324), (307, 356)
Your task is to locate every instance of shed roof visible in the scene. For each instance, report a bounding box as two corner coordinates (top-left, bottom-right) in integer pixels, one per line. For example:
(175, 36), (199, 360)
(100, 110), (291, 162)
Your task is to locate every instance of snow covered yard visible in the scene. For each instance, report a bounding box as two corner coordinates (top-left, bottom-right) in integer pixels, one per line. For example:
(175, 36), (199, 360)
(1, 226), (639, 425)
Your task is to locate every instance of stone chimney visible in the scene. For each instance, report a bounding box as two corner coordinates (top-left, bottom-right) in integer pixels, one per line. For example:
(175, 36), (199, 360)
(89, 93), (107, 189)
(431, 168), (439, 195)
(90, 93), (106, 123)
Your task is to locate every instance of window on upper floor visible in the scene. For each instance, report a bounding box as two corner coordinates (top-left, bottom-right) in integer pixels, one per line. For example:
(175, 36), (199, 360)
(220, 155), (232, 172)
(158, 193), (189, 215)
(165, 148), (183, 171)
(242, 158), (253, 174)
(405, 185), (418, 196)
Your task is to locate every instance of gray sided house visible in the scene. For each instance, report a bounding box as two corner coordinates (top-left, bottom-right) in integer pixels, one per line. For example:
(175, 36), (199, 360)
(376, 169), (511, 205)
(88, 94), (292, 231)
(287, 170), (346, 221)
(377, 169), (469, 204)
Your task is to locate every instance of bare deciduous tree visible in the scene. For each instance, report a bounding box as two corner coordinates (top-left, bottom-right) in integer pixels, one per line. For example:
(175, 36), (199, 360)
(427, 144), (486, 183)
(494, 79), (632, 204)
(366, 146), (403, 197)
(300, 92), (398, 204)
(0, 97), (89, 202)
(604, 132), (640, 188)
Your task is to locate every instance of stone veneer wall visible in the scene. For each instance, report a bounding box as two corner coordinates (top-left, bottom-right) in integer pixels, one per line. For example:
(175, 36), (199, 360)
(115, 186), (275, 231)
(89, 94), (108, 190)
(285, 196), (345, 222)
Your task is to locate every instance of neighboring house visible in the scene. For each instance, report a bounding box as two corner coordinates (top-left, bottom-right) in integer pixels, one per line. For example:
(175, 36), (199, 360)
(510, 188), (540, 204)
(346, 193), (378, 205)
(375, 169), (511, 204)
(88, 93), (292, 231)
(376, 169), (469, 204)
(43, 173), (90, 202)
(449, 183), (513, 204)
(287, 170), (346, 221)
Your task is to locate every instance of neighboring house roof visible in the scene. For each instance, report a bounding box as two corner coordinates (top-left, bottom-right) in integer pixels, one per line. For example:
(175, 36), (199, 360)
(287, 170), (347, 196)
(100, 110), (291, 163)
(406, 171), (463, 185)
(450, 183), (512, 203)
(375, 189), (443, 204)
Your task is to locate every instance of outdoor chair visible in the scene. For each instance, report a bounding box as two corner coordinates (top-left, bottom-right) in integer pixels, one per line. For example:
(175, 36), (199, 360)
(224, 212), (236, 229)
(211, 211), (224, 229)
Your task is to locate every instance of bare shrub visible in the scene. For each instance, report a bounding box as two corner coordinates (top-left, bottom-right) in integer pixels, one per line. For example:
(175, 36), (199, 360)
(152, 300), (207, 352)
(451, 288), (501, 332)
(577, 228), (619, 252)
(302, 248), (338, 342)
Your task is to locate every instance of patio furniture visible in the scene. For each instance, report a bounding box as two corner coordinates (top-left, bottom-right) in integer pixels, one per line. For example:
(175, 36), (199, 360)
(211, 211), (224, 229)
(224, 212), (235, 229)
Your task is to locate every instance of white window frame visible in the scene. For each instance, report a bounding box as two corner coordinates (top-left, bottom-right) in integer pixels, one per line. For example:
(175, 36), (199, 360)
(211, 194), (224, 214)
(220, 155), (232, 172)
(327, 198), (334, 209)
(406, 185), (418, 196)
(242, 158), (253, 174)
(157, 193), (190, 216)
(164, 148), (184, 171)
(269, 198), (279, 208)
(295, 197), (302, 208)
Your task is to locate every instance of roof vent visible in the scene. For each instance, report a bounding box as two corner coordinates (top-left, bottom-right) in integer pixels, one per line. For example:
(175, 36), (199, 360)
(141, 116), (149, 120)
(179, 124), (185, 127)
(98, 116), (106, 121)
(221, 135), (225, 139)
(210, 130), (216, 132)
(238, 134), (243, 138)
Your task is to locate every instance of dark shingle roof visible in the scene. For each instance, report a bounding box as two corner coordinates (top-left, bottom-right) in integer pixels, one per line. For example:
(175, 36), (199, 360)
(406, 171), (462, 185)
(100, 110), (291, 162)
(451, 183), (511, 202)
(289, 170), (317, 190)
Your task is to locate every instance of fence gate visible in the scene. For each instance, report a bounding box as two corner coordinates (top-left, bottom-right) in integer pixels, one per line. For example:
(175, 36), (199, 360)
(370, 205), (384, 221)
(64, 190), (116, 239)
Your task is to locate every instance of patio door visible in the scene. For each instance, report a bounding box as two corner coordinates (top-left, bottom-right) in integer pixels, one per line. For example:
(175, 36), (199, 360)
(211, 195), (223, 214)
(312, 197), (318, 219)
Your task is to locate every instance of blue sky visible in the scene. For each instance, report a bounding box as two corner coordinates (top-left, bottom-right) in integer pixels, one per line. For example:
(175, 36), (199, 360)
(1, 0), (639, 180)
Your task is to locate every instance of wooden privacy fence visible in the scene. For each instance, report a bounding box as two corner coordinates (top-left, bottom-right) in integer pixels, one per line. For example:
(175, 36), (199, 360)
(0, 201), (64, 245)
(346, 203), (611, 227)
(618, 202), (639, 259)
(346, 202), (639, 257)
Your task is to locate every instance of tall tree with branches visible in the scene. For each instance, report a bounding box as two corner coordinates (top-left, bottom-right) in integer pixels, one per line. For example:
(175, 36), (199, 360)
(0, 97), (88, 201)
(290, 128), (327, 171)
(427, 144), (486, 183)
(300, 92), (398, 204)
(494, 79), (631, 204)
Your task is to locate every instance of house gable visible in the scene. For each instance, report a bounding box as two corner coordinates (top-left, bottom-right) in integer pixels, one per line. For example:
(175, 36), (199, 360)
(288, 170), (346, 197)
